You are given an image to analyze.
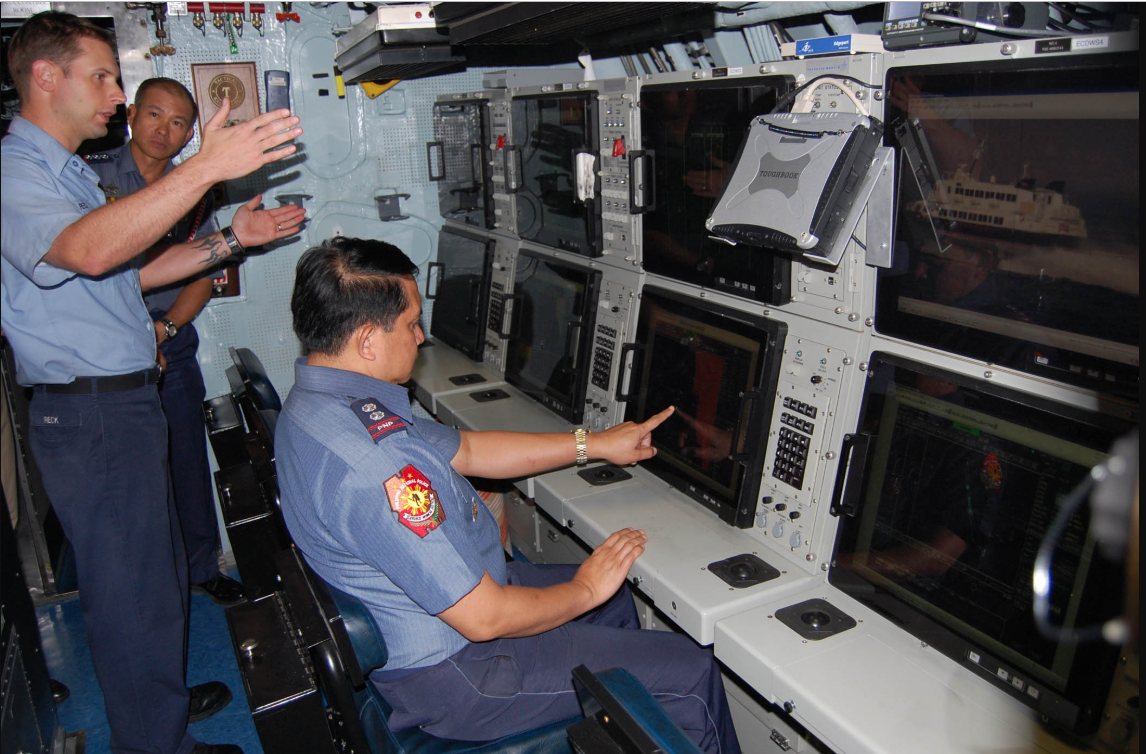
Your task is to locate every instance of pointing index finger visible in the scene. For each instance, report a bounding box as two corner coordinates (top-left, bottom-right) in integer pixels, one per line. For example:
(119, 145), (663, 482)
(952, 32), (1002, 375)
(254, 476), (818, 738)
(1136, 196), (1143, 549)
(640, 406), (675, 432)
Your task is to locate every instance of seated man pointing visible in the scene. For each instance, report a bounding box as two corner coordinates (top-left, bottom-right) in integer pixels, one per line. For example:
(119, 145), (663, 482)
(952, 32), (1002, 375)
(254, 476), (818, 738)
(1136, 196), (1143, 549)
(276, 237), (740, 754)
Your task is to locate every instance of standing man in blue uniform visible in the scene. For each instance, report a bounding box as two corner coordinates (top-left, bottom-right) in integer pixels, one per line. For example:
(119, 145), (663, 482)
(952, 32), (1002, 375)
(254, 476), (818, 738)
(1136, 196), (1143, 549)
(276, 237), (741, 754)
(1, 12), (304, 754)
(87, 77), (244, 607)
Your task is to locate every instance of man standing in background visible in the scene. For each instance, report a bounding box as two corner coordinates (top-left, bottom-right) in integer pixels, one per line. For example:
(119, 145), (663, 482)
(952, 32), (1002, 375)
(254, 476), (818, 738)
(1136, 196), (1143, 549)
(1, 12), (303, 754)
(87, 77), (245, 607)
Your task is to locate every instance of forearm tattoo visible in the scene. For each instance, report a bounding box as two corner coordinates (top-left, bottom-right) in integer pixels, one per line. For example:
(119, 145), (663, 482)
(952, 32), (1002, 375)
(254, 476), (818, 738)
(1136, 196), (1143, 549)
(193, 234), (227, 267)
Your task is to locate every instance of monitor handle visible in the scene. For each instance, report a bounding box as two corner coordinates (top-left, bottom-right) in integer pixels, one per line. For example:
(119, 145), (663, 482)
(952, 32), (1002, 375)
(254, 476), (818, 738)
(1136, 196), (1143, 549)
(470, 143), (484, 189)
(614, 343), (644, 402)
(425, 262), (444, 300)
(505, 146), (523, 194)
(498, 292), (523, 339)
(564, 320), (584, 364)
(426, 141), (445, 181)
(628, 149), (656, 214)
(731, 389), (761, 462)
(829, 432), (873, 518)
(465, 278), (482, 324)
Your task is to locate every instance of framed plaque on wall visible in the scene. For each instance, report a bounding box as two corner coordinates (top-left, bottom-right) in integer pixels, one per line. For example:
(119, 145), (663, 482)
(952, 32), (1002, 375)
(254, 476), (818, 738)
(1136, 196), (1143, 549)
(191, 62), (261, 126)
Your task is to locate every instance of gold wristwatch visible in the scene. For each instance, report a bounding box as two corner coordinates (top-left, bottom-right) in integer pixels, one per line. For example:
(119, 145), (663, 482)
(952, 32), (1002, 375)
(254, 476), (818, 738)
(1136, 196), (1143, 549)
(572, 427), (589, 466)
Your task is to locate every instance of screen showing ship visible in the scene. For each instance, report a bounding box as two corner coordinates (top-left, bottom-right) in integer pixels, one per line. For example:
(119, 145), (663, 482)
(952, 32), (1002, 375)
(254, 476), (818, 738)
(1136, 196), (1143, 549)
(879, 57), (1139, 397)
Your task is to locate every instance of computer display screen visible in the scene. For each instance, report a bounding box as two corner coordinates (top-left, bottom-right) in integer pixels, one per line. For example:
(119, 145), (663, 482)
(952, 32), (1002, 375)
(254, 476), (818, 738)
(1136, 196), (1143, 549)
(503, 253), (600, 422)
(626, 286), (784, 527)
(639, 79), (793, 304)
(879, 54), (1139, 397)
(428, 227), (492, 361)
(511, 94), (597, 256)
(830, 354), (1128, 734)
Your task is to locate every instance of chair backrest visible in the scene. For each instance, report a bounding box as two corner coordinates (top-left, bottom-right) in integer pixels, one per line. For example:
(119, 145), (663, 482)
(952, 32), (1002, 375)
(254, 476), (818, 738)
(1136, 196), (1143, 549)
(229, 346), (283, 412)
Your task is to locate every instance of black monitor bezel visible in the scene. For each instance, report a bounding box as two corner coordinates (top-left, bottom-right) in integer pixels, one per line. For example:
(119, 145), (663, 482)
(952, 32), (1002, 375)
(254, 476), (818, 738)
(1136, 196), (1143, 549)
(502, 249), (601, 424)
(428, 224), (496, 362)
(638, 76), (797, 307)
(508, 91), (601, 258)
(878, 52), (1140, 400)
(828, 351), (1130, 736)
(624, 284), (786, 528)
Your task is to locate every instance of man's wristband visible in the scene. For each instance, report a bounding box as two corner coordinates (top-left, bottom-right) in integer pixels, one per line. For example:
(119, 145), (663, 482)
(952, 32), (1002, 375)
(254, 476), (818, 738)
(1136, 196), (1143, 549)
(572, 427), (589, 466)
(221, 226), (244, 255)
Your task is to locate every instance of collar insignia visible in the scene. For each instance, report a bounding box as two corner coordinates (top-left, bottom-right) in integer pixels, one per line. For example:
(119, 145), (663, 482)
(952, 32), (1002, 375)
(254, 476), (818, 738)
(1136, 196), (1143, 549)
(350, 398), (406, 442)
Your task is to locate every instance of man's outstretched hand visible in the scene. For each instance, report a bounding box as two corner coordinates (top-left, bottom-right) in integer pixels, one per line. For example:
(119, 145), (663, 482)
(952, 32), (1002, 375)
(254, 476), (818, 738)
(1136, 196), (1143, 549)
(587, 406), (674, 466)
(191, 97), (302, 184)
(231, 194), (306, 248)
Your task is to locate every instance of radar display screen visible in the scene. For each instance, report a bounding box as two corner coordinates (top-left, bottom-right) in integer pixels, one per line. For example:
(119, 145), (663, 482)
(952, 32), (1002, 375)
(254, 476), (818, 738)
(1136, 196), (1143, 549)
(830, 353), (1129, 735)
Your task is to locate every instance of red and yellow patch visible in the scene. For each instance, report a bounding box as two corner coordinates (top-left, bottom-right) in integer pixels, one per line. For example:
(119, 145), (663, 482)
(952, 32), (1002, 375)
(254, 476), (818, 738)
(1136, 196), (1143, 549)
(384, 465), (446, 538)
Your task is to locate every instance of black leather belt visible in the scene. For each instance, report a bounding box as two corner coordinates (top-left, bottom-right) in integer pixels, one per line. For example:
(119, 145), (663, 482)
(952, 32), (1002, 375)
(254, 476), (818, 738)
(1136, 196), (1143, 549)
(42, 367), (162, 395)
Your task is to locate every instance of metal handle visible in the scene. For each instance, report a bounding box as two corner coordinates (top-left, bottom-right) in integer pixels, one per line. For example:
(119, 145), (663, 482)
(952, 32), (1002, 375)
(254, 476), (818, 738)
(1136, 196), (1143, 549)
(498, 292), (523, 339)
(615, 342), (644, 402)
(628, 149), (656, 214)
(470, 143), (484, 187)
(829, 432), (873, 518)
(564, 320), (584, 363)
(506, 146), (523, 194)
(465, 278), (481, 324)
(426, 141), (445, 182)
(425, 262), (444, 300)
(731, 390), (760, 462)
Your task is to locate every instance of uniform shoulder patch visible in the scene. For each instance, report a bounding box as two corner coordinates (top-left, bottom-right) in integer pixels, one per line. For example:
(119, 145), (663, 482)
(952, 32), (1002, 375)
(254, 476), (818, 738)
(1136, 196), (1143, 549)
(350, 398), (407, 442)
(385, 464), (446, 538)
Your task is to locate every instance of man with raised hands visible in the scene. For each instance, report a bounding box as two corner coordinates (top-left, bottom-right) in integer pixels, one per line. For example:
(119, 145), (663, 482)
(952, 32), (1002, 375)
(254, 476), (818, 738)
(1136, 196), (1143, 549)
(1, 11), (303, 754)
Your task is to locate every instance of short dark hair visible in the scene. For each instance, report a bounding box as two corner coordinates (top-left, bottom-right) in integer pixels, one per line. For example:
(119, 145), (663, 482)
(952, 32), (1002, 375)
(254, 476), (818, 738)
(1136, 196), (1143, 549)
(292, 237), (420, 356)
(7, 12), (116, 100)
(135, 77), (198, 124)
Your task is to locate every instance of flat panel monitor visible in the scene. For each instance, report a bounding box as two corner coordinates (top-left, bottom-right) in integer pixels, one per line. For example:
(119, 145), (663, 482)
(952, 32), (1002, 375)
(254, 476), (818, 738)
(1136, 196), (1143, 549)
(624, 286), (785, 528)
(510, 93), (599, 256)
(432, 99), (493, 229)
(503, 252), (601, 423)
(639, 78), (794, 305)
(428, 226), (495, 361)
(829, 353), (1130, 736)
(879, 53), (1139, 398)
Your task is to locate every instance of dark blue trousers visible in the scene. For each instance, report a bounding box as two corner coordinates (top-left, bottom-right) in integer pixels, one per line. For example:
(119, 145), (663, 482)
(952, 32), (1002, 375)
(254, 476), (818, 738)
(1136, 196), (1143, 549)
(154, 319), (219, 585)
(373, 562), (740, 754)
(30, 385), (195, 754)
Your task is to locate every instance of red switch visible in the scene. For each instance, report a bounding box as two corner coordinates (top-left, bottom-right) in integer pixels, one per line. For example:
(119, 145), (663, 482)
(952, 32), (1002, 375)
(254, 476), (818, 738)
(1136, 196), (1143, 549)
(496, 134), (505, 150)
(612, 137), (626, 157)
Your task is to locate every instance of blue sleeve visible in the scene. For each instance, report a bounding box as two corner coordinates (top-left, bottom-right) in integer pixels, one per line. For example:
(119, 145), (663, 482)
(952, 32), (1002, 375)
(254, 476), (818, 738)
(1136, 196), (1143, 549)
(415, 416), (462, 461)
(331, 434), (483, 615)
(0, 155), (81, 287)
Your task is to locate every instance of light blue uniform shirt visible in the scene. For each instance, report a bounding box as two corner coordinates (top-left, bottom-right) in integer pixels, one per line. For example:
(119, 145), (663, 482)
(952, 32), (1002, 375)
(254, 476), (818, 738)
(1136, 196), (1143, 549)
(276, 360), (507, 670)
(1, 117), (155, 386)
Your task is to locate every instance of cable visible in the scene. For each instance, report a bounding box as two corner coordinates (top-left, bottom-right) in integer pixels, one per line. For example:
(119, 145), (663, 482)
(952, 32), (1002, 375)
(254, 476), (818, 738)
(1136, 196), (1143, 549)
(790, 77), (869, 117)
(920, 11), (1063, 38)
(771, 74), (880, 115)
(1031, 460), (1130, 645)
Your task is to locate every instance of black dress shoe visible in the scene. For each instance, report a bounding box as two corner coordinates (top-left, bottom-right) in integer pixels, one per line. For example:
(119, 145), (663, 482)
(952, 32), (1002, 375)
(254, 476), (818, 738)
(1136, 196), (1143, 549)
(188, 681), (232, 724)
(192, 574), (246, 607)
(49, 678), (70, 705)
(190, 744), (244, 754)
